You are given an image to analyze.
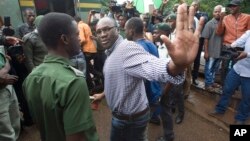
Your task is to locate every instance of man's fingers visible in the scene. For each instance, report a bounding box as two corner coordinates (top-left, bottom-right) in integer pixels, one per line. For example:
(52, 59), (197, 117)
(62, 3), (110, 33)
(181, 3), (188, 30)
(194, 17), (205, 38)
(176, 3), (187, 31)
(160, 35), (173, 51)
(188, 6), (195, 32)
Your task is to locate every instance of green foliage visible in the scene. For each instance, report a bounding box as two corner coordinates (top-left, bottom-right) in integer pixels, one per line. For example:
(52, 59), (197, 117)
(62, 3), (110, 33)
(160, 0), (250, 19)
(100, 0), (250, 17)
(199, 0), (250, 19)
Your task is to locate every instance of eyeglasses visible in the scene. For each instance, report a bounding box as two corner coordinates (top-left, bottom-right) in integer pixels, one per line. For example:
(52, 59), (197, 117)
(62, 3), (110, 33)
(96, 26), (116, 36)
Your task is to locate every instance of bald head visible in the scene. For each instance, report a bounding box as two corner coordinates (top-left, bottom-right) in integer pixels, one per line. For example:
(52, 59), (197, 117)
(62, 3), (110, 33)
(214, 5), (222, 11)
(96, 17), (119, 49)
(97, 17), (117, 28)
(213, 5), (222, 20)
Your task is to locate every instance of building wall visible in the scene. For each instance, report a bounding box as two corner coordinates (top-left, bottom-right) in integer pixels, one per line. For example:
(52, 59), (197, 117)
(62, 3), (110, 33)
(75, 0), (101, 21)
(0, 0), (102, 35)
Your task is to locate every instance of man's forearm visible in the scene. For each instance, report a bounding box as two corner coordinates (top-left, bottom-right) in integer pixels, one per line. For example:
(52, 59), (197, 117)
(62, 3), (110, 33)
(216, 19), (224, 36)
(204, 39), (209, 53)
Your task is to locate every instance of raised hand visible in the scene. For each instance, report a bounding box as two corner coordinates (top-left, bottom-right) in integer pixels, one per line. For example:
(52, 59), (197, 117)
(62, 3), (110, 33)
(161, 3), (205, 75)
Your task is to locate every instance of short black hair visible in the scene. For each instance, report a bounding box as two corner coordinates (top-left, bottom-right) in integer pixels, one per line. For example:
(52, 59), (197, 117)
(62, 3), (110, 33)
(126, 17), (143, 34)
(24, 8), (35, 15)
(38, 12), (74, 48)
(74, 15), (81, 23)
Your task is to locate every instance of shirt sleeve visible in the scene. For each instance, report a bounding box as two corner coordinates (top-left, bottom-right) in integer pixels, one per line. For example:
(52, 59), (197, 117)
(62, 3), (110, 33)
(122, 42), (184, 85)
(63, 78), (98, 140)
(201, 22), (211, 39)
(231, 30), (250, 48)
(0, 54), (5, 69)
(247, 52), (250, 58)
(78, 24), (86, 44)
(22, 36), (35, 72)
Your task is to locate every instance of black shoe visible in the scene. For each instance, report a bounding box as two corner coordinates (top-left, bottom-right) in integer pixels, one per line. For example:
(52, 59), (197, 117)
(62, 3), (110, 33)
(208, 110), (224, 117)
(175, 115), (184, 124)
(150, 117), (161, 125)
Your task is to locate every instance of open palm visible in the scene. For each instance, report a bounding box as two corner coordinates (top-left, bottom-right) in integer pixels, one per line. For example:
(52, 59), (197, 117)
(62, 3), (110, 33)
(162, 3), (205, 71)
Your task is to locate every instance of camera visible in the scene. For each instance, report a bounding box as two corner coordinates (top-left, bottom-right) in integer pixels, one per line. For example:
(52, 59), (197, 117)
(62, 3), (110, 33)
(7, 45), (23, 57)
(221, 46), (243, 59)
(109, 0), (122, 13)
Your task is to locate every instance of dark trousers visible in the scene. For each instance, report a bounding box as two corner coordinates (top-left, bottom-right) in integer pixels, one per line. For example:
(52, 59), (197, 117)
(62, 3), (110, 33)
(10, 59), (33, 126)
(220, 46), (236, 86)
(84, 52), (96, 92)
(192, 38), (204, 81)
(93, 51), (106, 88)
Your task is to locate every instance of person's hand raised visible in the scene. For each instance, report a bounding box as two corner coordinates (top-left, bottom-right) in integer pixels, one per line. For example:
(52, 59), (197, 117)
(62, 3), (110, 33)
(161, 3), (205, 75)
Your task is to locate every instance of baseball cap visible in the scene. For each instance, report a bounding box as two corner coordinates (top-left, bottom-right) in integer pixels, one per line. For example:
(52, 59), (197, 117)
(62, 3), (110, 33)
(165, 14), (177, 21)
(34, 15), (44, 27)
(154, 23), (171, 33)
(227, 0), (241, 7)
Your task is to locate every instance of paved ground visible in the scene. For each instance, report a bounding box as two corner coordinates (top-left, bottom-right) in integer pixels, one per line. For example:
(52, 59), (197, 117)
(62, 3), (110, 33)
(18, 97), (229, 141)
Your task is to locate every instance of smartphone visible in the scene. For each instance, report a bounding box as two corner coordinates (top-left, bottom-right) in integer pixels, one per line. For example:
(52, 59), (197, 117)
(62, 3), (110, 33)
(4, 16), (11, 26)
(221, 7), (226, 13)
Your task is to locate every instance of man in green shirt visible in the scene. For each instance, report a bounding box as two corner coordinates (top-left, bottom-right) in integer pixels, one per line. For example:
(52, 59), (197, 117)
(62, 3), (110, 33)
(23, 13), (98, 141)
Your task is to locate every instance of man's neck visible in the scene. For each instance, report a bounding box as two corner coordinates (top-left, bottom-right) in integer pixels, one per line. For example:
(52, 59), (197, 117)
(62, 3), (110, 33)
(27, 22), (34, 27)
(232, 12), (241, 18)
(48, 46), (69, 59)
(133, 34), (144, 41)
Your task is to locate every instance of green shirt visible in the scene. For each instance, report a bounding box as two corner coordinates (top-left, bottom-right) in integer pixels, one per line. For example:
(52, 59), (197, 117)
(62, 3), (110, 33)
(23, 54), (98, 141)
(0, 46), (6, 68)
(22, 31), (48, 72)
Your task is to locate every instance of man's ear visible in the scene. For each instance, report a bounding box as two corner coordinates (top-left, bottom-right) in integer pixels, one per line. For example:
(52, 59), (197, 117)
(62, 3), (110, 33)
(130, 28), (135, 36)
(60, 34), (69, 45)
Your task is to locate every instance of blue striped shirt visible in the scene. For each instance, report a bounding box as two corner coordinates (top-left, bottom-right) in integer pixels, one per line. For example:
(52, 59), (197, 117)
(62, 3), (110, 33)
(104, 36), (184, 114)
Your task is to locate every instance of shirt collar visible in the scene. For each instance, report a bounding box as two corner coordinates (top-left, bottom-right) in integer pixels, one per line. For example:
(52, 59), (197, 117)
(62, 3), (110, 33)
(43, 54), (74, 66)
(105, 35), (123, 56)
(211, 18), (219, 24)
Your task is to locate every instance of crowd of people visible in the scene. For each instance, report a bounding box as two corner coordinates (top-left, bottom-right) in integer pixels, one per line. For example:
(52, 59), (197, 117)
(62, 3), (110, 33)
(0, 0), (249, 141)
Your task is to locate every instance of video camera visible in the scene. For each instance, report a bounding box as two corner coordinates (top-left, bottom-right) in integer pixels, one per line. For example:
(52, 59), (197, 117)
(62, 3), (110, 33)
(109, 0), (122, 13)
(220, 46), (243, 60)
(7, 45), (25, 64)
